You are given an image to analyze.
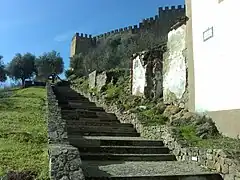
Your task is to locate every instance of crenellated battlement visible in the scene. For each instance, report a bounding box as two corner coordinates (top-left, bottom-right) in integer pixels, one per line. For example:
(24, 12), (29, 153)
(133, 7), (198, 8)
(159, 4), (185, 11)
(91, 4), (185, 40)
(70, 4), (185, 57)
(72, 32), (93, 41)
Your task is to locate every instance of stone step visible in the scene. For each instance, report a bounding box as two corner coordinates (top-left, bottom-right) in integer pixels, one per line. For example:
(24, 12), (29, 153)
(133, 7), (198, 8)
(53, 88), (80, 93)
(59, 101), (96, 106)
(55, 87), (75, 91)
(85, 175), (222, 180)
(62, 94), (85, 98)
(67, 131), (140, 137)
(62, 113), (119, 122)
(60, 105), (105, 111)
(80, 153), (176, 161)
(54, 91), (86, 97)
(65, 118), (120, 124)
(67, 97), (90, 104)
(99, 138), (164, 147)
(58, 99), (94, 105)
(57, 89), (80, 94)
(57, 99), (90, 105)
(57, 97), (89, 102)
(78, 146), (170, 154)
(54, 90), (81, 96)
(82, 161), (222, 180)
(66, 122), (131, 127)
(57, 90), (80, 94)
(61, 110), (99, 118)
(64, 96), (88, 100)
(67, 125), (136, 133)
(61, 109), (117, 119)
(68, 136), (164, 147)
(68, 102), (99, 107)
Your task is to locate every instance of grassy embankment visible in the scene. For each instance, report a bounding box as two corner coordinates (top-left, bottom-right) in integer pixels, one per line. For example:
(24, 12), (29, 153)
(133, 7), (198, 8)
(0, 87), (48, 179)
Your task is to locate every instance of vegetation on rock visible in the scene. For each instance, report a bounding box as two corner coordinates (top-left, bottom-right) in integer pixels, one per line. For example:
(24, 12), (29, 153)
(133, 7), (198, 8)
(72, 71), (240, 150)
(69, 32), (166, 77)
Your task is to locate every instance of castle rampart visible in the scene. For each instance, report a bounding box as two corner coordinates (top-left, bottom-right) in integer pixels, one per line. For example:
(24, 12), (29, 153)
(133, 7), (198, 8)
(70, 4), (185, 57)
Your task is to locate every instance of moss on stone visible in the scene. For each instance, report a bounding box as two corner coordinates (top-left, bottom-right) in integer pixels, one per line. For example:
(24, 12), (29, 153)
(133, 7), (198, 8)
(89, 87), (99, 96)
(137, 109), (169, 126)
(177, 125), (201, 145)
(164, 89), (178, 103)
(73, 77), (89, 93)
(105, 84), (121, 100)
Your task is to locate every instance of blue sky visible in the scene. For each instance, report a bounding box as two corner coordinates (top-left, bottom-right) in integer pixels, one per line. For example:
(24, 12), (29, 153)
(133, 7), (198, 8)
(0, 0), (184, 83)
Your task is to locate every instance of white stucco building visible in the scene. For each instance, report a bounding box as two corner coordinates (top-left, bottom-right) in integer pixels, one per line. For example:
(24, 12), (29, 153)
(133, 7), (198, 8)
(186, 0), (240, 138)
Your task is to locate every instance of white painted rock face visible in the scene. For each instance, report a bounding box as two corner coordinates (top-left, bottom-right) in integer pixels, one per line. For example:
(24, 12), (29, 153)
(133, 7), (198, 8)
(132, 55), (146, 96)
(163, 24), (187, 102)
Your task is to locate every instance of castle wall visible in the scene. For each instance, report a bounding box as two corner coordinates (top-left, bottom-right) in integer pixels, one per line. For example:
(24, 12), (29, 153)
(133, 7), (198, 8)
(70, 33), (96, 57)
(76, 33), (95, 55)
(70, 5), (186, 57)
(158, 5), (186, 36)
(93, 5), (186, 41)
(186, 0), (240, 138)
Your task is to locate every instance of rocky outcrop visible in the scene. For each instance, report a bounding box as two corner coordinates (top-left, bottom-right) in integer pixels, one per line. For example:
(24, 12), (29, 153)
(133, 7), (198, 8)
(131, 46), (166, 99)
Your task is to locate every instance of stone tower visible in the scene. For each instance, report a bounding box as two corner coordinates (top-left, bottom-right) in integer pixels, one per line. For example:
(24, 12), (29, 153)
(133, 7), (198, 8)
(70, 33), (96, 57)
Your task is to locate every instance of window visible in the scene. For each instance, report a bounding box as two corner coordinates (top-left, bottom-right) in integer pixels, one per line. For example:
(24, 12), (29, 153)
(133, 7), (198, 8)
(203, 27), (214, 42)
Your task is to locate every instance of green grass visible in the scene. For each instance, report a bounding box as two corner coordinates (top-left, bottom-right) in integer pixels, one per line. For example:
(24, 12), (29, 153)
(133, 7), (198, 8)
(177, 125), (240, 150)
(0, 87), (48, 179)
(105, 84), (122, 101)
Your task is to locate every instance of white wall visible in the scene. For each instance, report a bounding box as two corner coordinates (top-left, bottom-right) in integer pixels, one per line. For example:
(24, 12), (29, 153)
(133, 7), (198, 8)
(192, 0), (240, 112)
(132, 56), (146, 96)
(163, 24), (187, 103)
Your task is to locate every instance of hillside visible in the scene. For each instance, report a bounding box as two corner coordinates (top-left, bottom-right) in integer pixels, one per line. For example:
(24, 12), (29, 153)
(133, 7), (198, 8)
(0, 87), (48, 179)
(72, 72), (240, 151)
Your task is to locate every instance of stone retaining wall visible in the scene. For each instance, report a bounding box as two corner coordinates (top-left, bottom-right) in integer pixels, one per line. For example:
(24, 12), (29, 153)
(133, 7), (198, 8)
(72, 85), (240, 180)
(46, 83), (85, 180)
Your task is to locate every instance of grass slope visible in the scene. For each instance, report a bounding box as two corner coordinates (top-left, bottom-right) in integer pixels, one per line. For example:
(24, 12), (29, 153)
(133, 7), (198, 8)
(0, 87), (48, 179)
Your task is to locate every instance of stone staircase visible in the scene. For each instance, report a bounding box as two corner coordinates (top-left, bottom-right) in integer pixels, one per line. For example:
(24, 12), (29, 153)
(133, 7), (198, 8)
(52, 85), (223, 180)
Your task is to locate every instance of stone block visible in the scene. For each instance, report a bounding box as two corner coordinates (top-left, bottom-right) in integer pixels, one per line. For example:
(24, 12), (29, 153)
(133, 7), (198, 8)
(131, 49), (164, 99)
(49, 144), (84, 180)
(96, 71), (107, 91)
(89, 70), (97, 89)
(163, 24), (188, 106)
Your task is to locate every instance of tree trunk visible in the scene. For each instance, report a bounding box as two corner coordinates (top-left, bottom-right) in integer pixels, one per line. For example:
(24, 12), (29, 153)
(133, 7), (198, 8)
(21, 78), (25, 88)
